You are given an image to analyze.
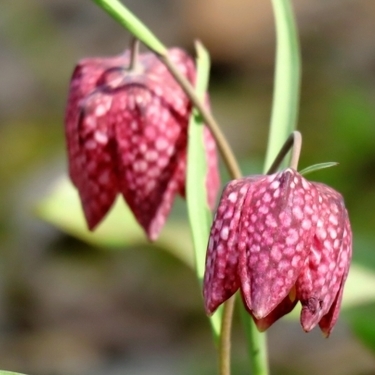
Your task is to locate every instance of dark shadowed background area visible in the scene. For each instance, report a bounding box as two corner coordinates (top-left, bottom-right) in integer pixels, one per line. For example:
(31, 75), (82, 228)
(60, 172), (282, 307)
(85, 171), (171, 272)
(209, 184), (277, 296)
(1, 1), (375, 374)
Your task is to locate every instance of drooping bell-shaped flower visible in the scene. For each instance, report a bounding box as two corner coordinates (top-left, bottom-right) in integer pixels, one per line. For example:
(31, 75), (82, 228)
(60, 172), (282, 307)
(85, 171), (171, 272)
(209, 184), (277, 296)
(65, 47), (220, 241)
(203, 168), (352, 336)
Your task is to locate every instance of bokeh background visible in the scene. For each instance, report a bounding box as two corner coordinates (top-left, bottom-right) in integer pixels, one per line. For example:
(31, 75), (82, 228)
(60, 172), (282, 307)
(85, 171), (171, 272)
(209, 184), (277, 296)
(1, 1), (375, 374)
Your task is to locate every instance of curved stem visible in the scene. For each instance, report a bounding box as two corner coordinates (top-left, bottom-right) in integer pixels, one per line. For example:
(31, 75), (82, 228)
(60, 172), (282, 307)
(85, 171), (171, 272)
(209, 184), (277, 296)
(93, 0), (242, 181)
(289, 130), (302, 170)
(160, 52), (242, 180)
(128, 37), (139, 71)
(266, 131), (302, 174)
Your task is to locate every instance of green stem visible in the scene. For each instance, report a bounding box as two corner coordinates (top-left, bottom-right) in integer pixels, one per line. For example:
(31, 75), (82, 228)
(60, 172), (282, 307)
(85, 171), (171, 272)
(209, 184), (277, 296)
(128, 37), (139, 71)
(240, 304), (270, 375)
(219, 296), (236, 375)
(250, 324), (269, 375)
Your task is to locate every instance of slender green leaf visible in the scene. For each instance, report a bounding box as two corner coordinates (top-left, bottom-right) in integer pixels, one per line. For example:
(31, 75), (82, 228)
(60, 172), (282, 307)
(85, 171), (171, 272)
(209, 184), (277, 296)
(264, 0), (301, 172)
(0, 372), (27, 375)
(186, 41), (212, 279)
(92, 0), (167, 54)
(299, 162), (339, 176)
(186, 41), (222, 338)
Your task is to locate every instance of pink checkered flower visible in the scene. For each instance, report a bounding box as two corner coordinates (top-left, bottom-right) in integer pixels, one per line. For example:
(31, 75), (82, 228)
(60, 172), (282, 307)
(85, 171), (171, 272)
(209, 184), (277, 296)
(65, 48), (220, 241)
(203, 168), (352, 336)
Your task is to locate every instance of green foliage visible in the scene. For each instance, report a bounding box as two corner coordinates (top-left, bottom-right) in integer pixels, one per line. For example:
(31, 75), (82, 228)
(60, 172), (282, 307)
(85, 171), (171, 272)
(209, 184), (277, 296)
(186, 42), (212, 281)
(92, 0), (167, 54)
(36, 177), (195, 268)
(344, 303), (375, 353)
(30, 0), (375, 372)
(185, 43), (223, 338)
(299, 162), (338, 176)
(264, 0), (301, 172)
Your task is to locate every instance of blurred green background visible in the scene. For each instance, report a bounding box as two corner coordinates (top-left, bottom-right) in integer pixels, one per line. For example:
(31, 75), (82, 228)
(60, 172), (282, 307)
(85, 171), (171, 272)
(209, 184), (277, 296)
(1, 1), (375, 374)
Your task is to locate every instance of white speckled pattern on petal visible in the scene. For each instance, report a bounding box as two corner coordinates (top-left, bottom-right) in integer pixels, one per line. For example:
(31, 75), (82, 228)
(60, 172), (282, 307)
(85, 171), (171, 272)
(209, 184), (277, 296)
(203, 168), (352, 334)
(64, 48), (220, 240)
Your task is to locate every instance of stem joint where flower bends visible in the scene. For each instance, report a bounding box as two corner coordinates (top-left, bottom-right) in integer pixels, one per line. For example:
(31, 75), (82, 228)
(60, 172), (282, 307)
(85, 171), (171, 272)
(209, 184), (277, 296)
(160, 52), (242, 180)
(266, 130), (302, 175)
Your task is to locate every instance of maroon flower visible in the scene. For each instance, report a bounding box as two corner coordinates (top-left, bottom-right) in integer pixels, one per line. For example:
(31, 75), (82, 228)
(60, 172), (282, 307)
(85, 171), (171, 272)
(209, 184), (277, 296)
(65, 48), (220, 240)
(203, 168), (352, 336)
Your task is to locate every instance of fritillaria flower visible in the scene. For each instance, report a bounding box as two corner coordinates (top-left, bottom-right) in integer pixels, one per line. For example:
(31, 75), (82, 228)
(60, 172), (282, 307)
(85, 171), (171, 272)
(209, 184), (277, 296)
(203, 168), (352, 336)
(65, 47), (220, 240)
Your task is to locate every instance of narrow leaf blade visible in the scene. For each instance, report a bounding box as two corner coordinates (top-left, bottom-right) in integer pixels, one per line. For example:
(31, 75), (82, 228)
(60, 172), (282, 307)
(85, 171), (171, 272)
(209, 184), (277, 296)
(92, 0), (167, 54)
(299, 162), (339, 176)
(186, 41), (222, 338)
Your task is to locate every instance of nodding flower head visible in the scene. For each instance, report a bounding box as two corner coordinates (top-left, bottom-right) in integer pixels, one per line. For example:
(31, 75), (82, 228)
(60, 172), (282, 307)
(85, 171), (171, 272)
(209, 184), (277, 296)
(65, 47), (220, 241)
(203, 168), (352, 336)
